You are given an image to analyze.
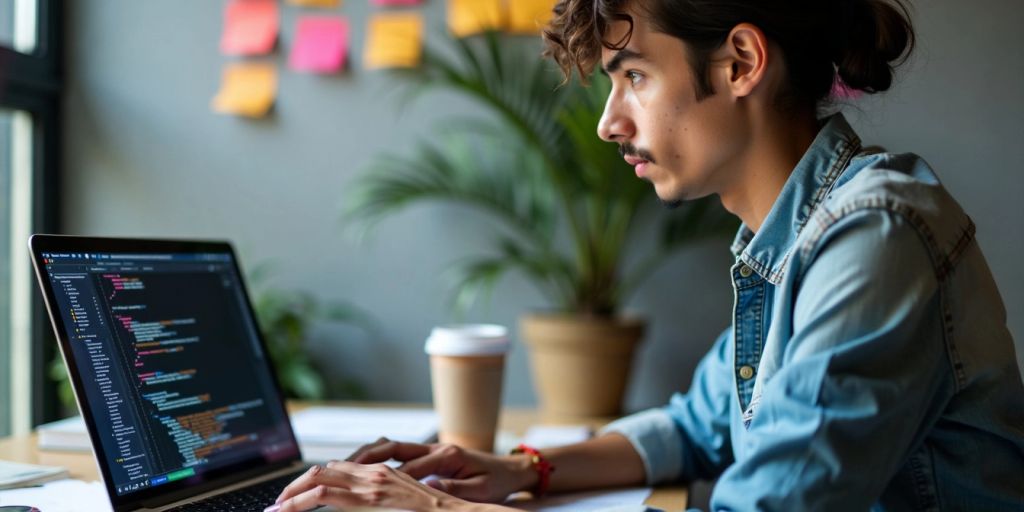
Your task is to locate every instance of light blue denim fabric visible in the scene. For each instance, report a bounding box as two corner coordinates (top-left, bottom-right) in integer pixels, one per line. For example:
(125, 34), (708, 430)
(602, 114), (1024, 511)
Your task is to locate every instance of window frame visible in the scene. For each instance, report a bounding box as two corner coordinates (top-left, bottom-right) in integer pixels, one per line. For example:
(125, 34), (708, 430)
(0, 0), (62, 431)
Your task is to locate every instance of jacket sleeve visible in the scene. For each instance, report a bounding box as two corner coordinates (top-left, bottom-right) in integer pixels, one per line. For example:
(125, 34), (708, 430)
(601, 327), (736, 484)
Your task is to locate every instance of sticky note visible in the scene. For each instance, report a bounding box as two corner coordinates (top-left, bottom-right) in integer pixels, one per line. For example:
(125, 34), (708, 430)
(371, 0), (422, 5)
(221, 0), (279, 56)
(287, 0), (341, 7)
(448, 0), (504, 38)
(289, 16), (349, 73)
(363, 13), (424, 69)
(211, 62), (278, 118)
(507, 0), (556, 34)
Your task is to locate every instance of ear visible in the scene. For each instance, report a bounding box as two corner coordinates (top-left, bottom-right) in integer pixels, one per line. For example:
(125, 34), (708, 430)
(718, 23), (769, 99)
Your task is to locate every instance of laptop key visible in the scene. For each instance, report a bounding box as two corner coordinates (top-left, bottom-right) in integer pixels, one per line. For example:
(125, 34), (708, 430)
(168, 470), (304, 511)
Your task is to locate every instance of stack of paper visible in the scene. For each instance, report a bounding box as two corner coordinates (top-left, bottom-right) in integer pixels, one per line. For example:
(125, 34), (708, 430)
(39, 407), (439, 462)
(522, 424), (592, 449)
(512, 487), (652, 511)
(0, 479), (111, 511)
(290, 407), (437, 462)
(0, 460), (69, 490)
(37, 416), (90, 452)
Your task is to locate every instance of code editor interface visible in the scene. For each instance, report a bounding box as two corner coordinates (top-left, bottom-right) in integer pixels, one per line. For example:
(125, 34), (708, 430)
(41, 250), (296, 496)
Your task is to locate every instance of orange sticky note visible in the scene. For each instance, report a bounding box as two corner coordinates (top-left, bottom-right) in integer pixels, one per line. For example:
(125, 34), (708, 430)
(211, 62), (278, 118)
(448, 0), (504, 38)
(371, 0), (422, 5)
(289, 16), (349, 73)
(287, 0), (341, 7)
(364, 13), (424, 69)
(221, 0), (279, 56)
(507, 0), (556, 34)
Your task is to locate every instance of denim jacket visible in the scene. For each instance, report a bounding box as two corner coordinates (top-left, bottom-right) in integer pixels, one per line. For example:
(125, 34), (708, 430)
(604, 114), (1024, 511)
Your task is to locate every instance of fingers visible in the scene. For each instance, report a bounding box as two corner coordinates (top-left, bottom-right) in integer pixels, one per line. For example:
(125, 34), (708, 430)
(426, 474), (494, 502)
(275, 462), (358, 506)
(345, 436), (391, 462)
(272, 463), (456, 512)
(350, 439), (433, 465)
(396, 443), (466, 480)
(276, 484), (358, 512)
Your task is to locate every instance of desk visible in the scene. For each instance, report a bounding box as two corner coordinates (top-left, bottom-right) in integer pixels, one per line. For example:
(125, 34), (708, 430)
(0, 402), (687, 511)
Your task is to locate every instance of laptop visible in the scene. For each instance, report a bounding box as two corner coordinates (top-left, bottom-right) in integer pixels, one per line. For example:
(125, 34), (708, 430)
(29, 235), (312, 511)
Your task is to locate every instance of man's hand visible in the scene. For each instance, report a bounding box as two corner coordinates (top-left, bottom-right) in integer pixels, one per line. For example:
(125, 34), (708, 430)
(270, 460), (466, 512)
(346, 437), (538, 503)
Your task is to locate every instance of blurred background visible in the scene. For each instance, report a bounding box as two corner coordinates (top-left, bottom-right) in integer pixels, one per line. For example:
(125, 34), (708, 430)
(1, 0), (1021, 439)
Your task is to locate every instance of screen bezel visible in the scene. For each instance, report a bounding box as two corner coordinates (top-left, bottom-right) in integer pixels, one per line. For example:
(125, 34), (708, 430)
(28, 235), (303, 511)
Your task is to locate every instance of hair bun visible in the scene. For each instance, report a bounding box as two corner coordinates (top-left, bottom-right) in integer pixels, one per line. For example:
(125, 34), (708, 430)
(834, 0), (915, 93)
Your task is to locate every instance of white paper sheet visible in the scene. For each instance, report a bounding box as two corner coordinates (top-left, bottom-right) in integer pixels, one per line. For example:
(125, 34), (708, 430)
(290, 407), (437, 447)
(0, 460), (69, 489)
(0, 479), (112, 512)
(512, 486), (652, 511)
(521, 424), (592, 449)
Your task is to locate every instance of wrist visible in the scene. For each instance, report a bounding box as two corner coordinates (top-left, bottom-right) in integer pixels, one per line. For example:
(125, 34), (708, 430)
(508, 453), (540, 493)
(509, 444), (554, 496)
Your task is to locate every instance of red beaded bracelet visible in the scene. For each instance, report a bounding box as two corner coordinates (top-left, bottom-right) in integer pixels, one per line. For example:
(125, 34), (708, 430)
(510, 443), (555, 497)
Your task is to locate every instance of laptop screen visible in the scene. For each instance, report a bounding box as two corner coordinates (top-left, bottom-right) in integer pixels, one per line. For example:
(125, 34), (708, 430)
(32, 239), (300, 505)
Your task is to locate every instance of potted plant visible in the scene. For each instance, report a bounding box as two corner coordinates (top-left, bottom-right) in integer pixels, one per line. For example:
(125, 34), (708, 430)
(347, 33), (736, 417)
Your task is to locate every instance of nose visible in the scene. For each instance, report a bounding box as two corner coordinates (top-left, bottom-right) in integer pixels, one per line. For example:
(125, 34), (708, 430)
(597, 90), (635, 143)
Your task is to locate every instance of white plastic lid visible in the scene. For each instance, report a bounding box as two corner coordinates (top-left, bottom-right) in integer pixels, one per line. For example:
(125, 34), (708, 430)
(424, 324), (510, 356)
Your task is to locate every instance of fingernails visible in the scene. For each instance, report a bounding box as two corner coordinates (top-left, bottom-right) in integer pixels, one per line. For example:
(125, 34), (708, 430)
(263, 505), (281, 512)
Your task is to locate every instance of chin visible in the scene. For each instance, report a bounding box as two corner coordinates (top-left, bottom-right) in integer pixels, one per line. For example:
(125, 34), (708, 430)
(659, 198), (683, 209)
(653, 183), (687, 209)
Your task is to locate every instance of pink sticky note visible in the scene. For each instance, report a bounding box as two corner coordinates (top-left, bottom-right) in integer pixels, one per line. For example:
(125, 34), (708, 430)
(221, 0), (279, 56)
(371, 0), (423, 6)
(289, 16), (349, 73)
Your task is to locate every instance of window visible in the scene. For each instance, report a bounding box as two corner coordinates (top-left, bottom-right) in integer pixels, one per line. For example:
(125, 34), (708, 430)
(1, 0), (37, 54)
(0, 110), (11, 435)
(0, 0), (60, 436)
(0, 108), (34, 436)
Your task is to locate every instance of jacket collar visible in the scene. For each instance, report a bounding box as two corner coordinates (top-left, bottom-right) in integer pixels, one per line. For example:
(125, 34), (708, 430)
(730, 113), (862, 284)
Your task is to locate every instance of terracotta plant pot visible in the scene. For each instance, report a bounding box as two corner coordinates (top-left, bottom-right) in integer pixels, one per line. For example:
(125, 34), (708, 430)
(520, 313), (646, 418)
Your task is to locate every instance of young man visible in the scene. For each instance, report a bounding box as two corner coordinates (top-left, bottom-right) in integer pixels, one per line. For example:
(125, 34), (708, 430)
(268, 1), (1024, 510)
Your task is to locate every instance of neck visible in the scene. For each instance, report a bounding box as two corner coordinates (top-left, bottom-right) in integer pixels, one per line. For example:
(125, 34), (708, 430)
(719, 111), (821, 233)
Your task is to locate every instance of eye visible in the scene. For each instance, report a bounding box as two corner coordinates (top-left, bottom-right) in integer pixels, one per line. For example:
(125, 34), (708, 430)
(625, 70), (644, 86)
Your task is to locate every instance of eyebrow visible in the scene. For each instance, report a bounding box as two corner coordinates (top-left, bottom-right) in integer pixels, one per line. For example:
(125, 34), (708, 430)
(601, 48), (646, 75)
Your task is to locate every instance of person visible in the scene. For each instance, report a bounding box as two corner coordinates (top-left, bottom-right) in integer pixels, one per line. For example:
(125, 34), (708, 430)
(266, 1), (1024, 511)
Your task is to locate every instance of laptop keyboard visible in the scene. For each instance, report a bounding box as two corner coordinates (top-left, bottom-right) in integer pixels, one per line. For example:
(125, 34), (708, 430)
(165, 469), (306, 511)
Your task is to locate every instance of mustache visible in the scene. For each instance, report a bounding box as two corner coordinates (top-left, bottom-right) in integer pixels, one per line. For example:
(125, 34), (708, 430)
(618, 143), (656, 164)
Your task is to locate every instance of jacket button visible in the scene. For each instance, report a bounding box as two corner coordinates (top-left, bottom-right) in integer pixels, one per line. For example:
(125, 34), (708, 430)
(739, 365), (755, 380)
(739, 265), (753, 278)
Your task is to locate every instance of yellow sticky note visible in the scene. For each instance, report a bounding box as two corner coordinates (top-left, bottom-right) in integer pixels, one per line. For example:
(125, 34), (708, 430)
(211, 62), (277, 118)
(448, 0), (504, 38)
(364, 13), (424, 69)
(287, 0), (341, 7)
(507, 0), (556, 34)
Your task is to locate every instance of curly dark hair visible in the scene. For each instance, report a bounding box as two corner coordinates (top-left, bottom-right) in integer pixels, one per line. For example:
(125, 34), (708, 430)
(542, 0), (915, 107)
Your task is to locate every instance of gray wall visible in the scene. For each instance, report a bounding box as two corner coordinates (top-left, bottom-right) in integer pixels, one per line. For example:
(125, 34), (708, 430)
(63, 0), (1024, 410)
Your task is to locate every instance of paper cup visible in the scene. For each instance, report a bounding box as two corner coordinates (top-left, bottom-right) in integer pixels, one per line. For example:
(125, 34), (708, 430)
(425, 324), (509, 452)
